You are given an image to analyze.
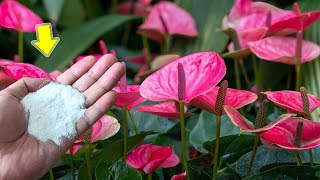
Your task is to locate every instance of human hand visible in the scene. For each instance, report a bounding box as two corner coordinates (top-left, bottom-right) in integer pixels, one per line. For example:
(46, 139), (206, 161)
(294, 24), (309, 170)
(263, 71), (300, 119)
(0, 55), (125, 179)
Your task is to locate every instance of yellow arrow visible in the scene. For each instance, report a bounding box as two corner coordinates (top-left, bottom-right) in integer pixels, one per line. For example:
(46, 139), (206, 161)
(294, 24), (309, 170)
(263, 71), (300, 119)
(31, 23), (60, 57)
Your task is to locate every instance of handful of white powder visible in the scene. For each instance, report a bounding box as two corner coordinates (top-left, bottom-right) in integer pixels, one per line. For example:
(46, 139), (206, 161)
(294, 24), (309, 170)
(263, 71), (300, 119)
(22, 82), (86, 145)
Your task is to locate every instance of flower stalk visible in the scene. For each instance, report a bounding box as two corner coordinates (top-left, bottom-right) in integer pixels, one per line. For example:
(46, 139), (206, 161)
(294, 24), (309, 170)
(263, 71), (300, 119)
(18, 31), (23, 62)
(70, 145), (75, 180)
(213, 80), (228, 180)
(122, 106), (128, 158)
(128, 110), (139, 134)
(148, 173), (152, 180)
(294, 120), (304, 166)
(49, 169), (54, 180)
(83, 129), (93, 180)
(179, 101), (188, 179)
(245, 134), (260, 177)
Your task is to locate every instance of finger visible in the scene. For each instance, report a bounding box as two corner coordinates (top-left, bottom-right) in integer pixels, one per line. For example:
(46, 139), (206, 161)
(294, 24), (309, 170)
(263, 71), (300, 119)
(56, 56), (97, 85)
(72, 54), (118, 92)
(83, 62), (125, 106)
(1, 78), (51, 99)
(76, 90), (117, 135)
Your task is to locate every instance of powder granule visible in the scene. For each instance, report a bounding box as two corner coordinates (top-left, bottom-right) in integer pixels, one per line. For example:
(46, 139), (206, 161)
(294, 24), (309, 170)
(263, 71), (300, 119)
(21, 82), (86, 145)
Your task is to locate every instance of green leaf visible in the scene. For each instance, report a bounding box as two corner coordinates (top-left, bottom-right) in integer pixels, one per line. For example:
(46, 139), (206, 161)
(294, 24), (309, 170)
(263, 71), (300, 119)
(203, 134), (256, 168)
(43, 0), (65, 21)
(235, 146), (310, 176)
(35, 15), (135, 72)
(95, 162), (111, 180)
(78, 162), (90, 180)
(172, 0), (234, 55)
(110, 160), (142, 180)
(189, 111), (240, 152)
(59, 0), (86, 28)
(244, 165), (320, 180)
(92, 131), (152, 167)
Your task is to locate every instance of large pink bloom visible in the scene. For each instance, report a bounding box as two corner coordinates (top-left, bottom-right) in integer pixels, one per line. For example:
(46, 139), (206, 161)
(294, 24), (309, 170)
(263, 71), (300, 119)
(189, 87), (257, 114)
(126, 144), (180, 174)
(2, 63), (52, 80)
(113, 85), (146, 110)
(267, 10), (320, 35)
(263, 90), (320, 115)
(260, 117), (320, 150)
(224, 106), (294, 133)
(0, 0), (43, 32)
(0, 59), (14, 87)
(140, 52), (226, 103)
(136, 102), (191, 119)
(139, 1), (197, 42)
(248, 36), (320, 65)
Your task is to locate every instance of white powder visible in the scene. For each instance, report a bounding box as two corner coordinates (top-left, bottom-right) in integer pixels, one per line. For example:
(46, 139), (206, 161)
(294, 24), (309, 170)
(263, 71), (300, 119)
(21, 82), (86, 145)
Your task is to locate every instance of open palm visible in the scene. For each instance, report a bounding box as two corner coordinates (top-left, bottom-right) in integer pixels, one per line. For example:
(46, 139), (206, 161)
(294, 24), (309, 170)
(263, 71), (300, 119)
(0, 55), (125, 179)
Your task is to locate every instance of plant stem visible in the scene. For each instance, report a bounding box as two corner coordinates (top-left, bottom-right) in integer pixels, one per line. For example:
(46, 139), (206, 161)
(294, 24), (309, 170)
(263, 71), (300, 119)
(111, 0), (117, 14)
(238, 59), (250, 88)
(213, 115), (221, 180)
(70, 145), (75, 180)
(245, 134), (260, 177)
(179, 101), (189, 179)
(121, 23), (132, 46)
(294, 150), (302, 166)
(234, 60), (241, 90)
(18, 31), (23, 62)
(295, 64), (301, 91)
(128, 110), (139, 134)
(84, 143), (92, 180)
(49, 169), (54, 180)
(148, 173), (152, 180)
(309, 149), (314, 166)
(252, 55), (263, 101)
(142, 34), (152, 69)
(122, 106), (128, 158)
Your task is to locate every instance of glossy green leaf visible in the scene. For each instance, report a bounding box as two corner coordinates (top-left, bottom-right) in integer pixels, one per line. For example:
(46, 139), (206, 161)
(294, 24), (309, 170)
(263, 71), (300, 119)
(110, 160), (142, 180)
(203, 134), (256, 168)
(244, 165), (320, 180)
(189, 111), (240, 152)
(95, 162), (110, 180)
(59, 0), (86, 28)
(35, 15), (135, 72)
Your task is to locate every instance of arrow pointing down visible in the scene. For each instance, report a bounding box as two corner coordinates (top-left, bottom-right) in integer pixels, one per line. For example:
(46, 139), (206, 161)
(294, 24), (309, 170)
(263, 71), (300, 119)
(31, 23), (60, 57)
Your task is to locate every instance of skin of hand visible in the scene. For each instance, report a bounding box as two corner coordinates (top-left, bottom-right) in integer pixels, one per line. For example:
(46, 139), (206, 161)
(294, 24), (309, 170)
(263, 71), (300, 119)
(0, 54), (126, 179)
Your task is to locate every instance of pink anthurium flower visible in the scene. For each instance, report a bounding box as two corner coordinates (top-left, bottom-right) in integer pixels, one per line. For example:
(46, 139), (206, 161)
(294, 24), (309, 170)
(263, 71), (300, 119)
(75, 115), (120, 143)
(126, 144), (180, 174)
(117, 0), (151, 16)
(190, 87), (257, 114)
(2, 63), (52, 80)
(138, 1), (198, 42)
(67, 115), (120, 154)
(267, 10), (320, 35)
(248, 36), (320, 65)
(76, 40), (116, 62)
(263, 90), (320, 115)
(260, 117), (320, 150)
(0, 0), (43, 32)
(136, 102), (191, 119)
(113, 84), (146, 110)
(0, 59), (14, 87)
(171, 171), (186, 180)
(224, 105), (294, 133)
(140, 52), (226, 103)
(124, 48), (157, 66)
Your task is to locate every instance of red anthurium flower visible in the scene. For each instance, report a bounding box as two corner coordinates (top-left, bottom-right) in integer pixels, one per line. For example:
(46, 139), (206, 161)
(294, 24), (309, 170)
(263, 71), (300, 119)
(224, 105), (294, 133)
(260, 117), (320, 150)
(136, 102), (191, 119)
(76, 40), (116, 62)
(140, 52), (226, 103)
(267, 10), (320, 35)
(263, 90), (320, 115)
(171, 171), (186, 180)
(248, 36), (320, 65)
(126, 144), (180, 174)
(2, 63), (52, 80)
(138, 1), (198, 42)
(190, 87), (257, 114)
(113, 85), (146, 110)
(0, 0), (43, 32)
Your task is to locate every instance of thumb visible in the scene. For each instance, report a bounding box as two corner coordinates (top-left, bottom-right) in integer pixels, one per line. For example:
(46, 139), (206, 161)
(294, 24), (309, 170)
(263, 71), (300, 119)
(2, 78), (51, 99)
